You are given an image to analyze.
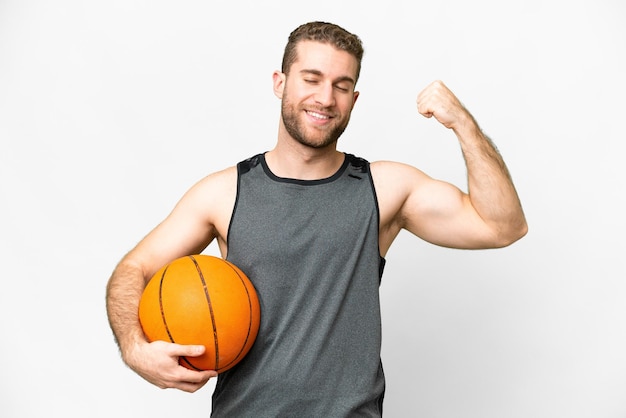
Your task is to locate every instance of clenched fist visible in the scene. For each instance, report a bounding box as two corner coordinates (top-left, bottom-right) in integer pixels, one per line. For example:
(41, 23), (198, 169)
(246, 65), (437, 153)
(417, 80), (473, 131)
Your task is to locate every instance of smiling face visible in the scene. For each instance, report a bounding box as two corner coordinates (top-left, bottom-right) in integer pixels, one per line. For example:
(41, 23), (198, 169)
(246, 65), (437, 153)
(273, 41), (360, 149)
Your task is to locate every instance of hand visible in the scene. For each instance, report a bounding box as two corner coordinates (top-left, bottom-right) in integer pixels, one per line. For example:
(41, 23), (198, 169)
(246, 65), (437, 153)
(416, 80), (472, 131)
(124, 340), (218, 393)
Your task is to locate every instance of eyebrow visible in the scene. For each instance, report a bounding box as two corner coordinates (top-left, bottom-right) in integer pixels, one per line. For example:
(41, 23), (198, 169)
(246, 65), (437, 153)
(299, 69), (356, 86)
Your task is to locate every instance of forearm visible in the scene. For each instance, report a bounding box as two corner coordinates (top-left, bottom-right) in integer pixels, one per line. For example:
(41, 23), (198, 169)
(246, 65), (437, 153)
(454, 116), (527, 244)
(106, 259), (148, 362)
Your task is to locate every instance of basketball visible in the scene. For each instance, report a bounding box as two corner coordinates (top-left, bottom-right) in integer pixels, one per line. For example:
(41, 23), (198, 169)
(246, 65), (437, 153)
(138, 254), (261, 373)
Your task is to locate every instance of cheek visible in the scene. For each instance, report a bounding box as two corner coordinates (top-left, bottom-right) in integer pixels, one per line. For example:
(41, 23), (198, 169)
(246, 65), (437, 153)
(339, 97), (356, 114)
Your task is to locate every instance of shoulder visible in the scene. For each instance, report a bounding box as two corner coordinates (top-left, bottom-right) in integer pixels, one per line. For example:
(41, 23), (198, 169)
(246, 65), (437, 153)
(370, 160), (438, 230)
(237, 153), (264, 175)
(184, 165), (238, 209)
(183, 153), (265, 212)
(370, 160), (460, 214)
(370, 160), (430, 190)
(169, 165), (238, 219)
(168, 165), (238, 243)
(369, 160), (431, 255)
(370, 160), (429, 222)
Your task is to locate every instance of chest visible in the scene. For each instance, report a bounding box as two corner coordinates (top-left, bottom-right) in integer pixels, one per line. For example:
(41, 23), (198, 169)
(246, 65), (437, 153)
(236, 177), (375, 253)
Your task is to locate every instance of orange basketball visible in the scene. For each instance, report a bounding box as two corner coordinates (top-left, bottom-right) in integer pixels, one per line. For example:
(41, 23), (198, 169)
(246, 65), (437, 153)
(138, 254), (260, 373)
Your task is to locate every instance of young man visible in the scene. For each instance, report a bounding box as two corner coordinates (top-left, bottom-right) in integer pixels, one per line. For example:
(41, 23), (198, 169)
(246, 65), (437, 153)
(106, 21), (527, 416)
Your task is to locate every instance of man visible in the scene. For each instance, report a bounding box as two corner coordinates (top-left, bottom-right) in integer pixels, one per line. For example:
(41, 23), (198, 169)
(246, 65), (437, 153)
(106, 21), (527, 416)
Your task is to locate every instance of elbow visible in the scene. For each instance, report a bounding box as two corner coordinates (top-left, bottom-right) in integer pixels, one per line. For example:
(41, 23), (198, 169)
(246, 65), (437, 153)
(495, 218), (528, 248)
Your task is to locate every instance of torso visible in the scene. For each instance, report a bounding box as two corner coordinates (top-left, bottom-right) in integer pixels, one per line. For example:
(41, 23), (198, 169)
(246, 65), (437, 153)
(210, 152), (386, 417)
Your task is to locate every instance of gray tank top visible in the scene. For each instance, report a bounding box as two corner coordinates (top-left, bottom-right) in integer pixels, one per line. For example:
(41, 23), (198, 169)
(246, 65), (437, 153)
(212, 153), (386, 417)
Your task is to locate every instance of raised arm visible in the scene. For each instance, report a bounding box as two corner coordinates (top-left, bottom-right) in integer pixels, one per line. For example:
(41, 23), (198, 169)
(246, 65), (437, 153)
(105, 166), (237, 392)
(375, 80), (527, 253)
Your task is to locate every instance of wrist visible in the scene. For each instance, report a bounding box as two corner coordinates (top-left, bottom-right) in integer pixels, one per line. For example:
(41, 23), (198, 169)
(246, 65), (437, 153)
(451, 110), (478, 135)
(120, 332), (149, 367)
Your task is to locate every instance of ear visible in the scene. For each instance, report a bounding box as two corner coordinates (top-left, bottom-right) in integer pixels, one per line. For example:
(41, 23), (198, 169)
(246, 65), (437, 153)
(273, 71), (286, 99)
(351, 90), (360, 109)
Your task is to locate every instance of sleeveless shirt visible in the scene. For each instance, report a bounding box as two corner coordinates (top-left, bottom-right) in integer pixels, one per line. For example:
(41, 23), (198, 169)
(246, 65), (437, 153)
(211, 153), (386, 417)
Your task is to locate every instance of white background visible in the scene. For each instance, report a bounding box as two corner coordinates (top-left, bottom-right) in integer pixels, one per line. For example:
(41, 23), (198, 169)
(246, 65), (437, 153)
(1, 1), (625, 417)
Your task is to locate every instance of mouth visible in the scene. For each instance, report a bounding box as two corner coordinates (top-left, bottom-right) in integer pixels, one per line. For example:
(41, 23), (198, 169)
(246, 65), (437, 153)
(305, 110), (333, 121)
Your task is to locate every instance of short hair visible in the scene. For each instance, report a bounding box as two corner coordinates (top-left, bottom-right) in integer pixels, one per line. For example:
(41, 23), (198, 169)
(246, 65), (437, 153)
(281, 21), (364, 82)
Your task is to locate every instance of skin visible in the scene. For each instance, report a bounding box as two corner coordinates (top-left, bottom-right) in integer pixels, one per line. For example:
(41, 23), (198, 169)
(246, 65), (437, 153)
(106, 40), (527, 393)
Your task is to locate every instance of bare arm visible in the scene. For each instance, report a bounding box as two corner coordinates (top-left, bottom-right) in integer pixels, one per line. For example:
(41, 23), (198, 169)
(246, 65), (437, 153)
(106, 258), (216, 392)
(105, 166), (236, 392)
(376, 81), (527, 253)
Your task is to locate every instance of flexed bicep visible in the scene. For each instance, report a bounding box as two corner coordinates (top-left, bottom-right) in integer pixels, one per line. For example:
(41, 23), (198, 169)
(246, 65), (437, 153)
(374, 160), (502, 250)
(400, 176), (499, 249)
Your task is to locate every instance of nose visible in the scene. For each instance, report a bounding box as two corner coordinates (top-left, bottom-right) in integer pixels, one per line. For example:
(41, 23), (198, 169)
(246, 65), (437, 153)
(314, 82), (335, 107)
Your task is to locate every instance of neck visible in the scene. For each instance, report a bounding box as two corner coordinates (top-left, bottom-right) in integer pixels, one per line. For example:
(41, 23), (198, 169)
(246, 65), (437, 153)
(265, 138), (344, 181)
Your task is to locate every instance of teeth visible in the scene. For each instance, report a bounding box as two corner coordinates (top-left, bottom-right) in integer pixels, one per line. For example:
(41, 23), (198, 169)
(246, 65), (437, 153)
(307, 111), (329, 120)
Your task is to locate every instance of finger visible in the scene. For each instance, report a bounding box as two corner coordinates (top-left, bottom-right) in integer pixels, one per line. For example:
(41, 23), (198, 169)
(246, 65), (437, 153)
(416, 95), (434, 118)
(168, 343), (206, 358)
(417, 80), (443, 100)
(182, 369), (218, 382)
(175, 380), (208, 393)
(416, 82), (440, 117)
(418, 108), (433, 118)
(174, 369), (217, 393)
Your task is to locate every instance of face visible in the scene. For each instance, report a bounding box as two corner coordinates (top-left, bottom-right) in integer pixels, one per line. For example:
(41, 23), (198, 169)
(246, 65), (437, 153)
(274, 41), (360, 149)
